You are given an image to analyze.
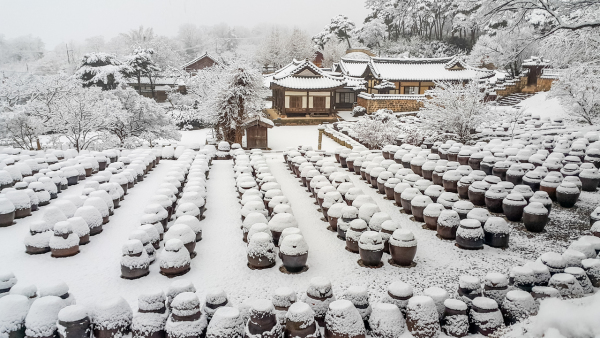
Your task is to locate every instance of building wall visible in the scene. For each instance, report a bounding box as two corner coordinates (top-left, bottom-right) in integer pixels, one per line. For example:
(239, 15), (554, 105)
(537, 78), (555, 91)
(357, 96), (423, 114)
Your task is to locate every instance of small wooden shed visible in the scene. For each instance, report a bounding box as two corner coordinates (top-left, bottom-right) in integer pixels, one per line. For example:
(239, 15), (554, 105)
(241, 116), (274, 149)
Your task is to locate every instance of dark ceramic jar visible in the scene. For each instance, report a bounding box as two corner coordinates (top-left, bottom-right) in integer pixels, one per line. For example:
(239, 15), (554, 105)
(456, 219), (484, 250)
(437, 210), (460, 240)
(502, 193), (527, 221)
(556, 182), (580, 208)
(423, 203), (444, 231)
(484, 185), (507, 213)
(482, 217), (509, 248)
(522, 202), (549, 232)
(468, 181), (490, 206)
(457, 176), (474, 200)
(358, 231), (384, 267)
(389, 229), (417, 267)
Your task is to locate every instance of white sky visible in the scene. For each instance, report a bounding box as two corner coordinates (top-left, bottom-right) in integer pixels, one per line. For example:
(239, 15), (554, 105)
(0, 0), (370, 48)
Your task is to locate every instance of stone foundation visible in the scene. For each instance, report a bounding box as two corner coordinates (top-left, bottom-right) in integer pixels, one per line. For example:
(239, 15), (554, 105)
(357, 96), (423, 114)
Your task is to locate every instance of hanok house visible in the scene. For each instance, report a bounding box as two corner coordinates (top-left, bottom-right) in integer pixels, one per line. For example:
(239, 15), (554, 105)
(332, 58), (369, 110)
(126, 77), (185, 103)
(181, 52), (222, 74)
(268, 59), (346, 117)
(336, 56), (494, 114)
(241, 116), (274, 149)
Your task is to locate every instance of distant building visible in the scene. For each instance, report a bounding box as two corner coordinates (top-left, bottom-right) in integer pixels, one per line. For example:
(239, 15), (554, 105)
(266, 59), (347, 117)
(335, 56), (494, 113)
(182, 52), (222, 74)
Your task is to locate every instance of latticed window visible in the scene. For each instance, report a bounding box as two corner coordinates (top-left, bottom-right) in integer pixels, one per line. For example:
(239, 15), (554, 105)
(289, 96), (302, 108)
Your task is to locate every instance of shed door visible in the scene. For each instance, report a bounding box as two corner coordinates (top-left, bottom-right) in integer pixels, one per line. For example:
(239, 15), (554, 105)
(247, 126), (268, 149)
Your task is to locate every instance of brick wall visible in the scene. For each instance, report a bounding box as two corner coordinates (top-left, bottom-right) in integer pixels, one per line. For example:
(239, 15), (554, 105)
(357, 96), (424, 114)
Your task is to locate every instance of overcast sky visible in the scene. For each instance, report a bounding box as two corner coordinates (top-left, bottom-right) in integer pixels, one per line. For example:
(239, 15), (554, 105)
(0, 0), (370, 48)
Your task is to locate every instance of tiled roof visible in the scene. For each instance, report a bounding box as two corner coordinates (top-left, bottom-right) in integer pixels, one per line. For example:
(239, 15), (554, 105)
(269, 59), (346, 90)
(338, 58), (370, 77)
(369, 56), (494, 81)
(181, 52), (221, 69)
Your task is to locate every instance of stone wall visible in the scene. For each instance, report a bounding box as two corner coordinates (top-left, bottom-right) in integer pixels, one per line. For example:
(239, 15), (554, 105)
(357, 96), (424, 114)
(537, 78), (555, 91)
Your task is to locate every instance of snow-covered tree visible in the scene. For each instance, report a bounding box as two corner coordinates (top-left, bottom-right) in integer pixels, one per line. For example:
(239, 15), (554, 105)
(122, 48), (161, 98)
(469, 29), (536, 76)
(353, 112), (399, 149)
(314, 15), (356, 50)
(177, 24), (207, 58)
(548, 65), (600, 125)
(419, 80), (493, 143)
(256, 28), (286, 69)
(322, 41), (347, 68)
(49, 86), (118, 151)
(73, 52), (126, 90)
(357, 17), (388, 51)
(285, 29), (316, 63)
(207, 61), (267, 144)
(108, 86), (181, 145)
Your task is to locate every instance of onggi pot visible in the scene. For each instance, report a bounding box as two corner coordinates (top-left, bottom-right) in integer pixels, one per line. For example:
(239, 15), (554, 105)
(389, 229), (417, 267)
(522, 202), (549, 232)
(455, 219), (484, 250)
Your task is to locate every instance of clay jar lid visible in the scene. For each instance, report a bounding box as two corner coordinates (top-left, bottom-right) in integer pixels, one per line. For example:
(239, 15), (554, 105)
(467, 208), (491, 224)
(483, 217), (509, 234)
(401, 188), (421, 201)
(485, 185), (507, 199)
(459, 275), (481, 290)
(524, 202), (548, 215)
(358, 231), (384, 251)
(388, 281), (413, 299)
(458, 176), (474, 186)
(540, 252), (567, 270)
(444, 298), (467, 312)
(556, 182), (580, 194)
(453, 201), (474, 214)
(411, 195), (433, 208)
(484, 272), (509, 288)
(503, 193), (527, 206)
(423, 203), (445, 217)
(471, 297), (499, 311)
(285, 302), (314, 325)
(424, 185), (444, 197)
(349, 219), (368, 232)
(469, 181), (491, 193)
(459, 219), (481, 230)
(307, 277), (332, 298)
(389, 229), (416, 247)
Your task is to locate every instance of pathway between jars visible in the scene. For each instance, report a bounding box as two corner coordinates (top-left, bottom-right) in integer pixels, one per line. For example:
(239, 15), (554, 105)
(263, 153), (535, 298)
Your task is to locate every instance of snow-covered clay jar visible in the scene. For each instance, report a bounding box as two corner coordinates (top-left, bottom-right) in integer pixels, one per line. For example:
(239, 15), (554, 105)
(120, 239), (150, 280)
(482, 273), (509, 307)
(500, 290), (537, 326)
(358, 231), (384, 267)
(268, 213), (298, 247)
(247, 232), (276, 270)
(164, 224), (197, 259)
(441, 298), (468, 338)
(368, 302), (405, 338)
(411, 195), (433, 223)
(131, 289), (167, 338)
(579, 168), (600, 191)
(0, 294), (30, 338)
(280, 234), (308, 273)
(57, 305), (91, 338)
(244, 299), (283, 338)
(484, 185), (507, 213)
(283, 302), (319, 338)
(91, 297), (133, 338)
(75, 205), (104, 236)
(389, 229), (417, 267)
(467, 181), (489, 207)
(565, 267), (594, 294)
(522, 202), (549, 233)
(7, 190), (31, 219)
(345, 219), (368, 254)
(555, 182), (580, 208)
(25, 296), (66, 338)
(0, 271), (17, 298)
(400, 188), (421, 215)
(303, 277), (335, 327)
(0, 197), (15, 227)
(159, 239), (191, 278)
(405, 296), (440, 338)
(469, 297), (504, 336)
(502, 193), (527, 222)
(165, 292), (208, 338)
(205, 306), (244, 338)
(173, 215), (202, 243)
(324, 299), (365, 338)
(547, 273), (584, 299)
(456, 219), (484, 250)
(49, 221), (79, 258)
(482, 217), (509, 248)
(436, 210), (460, 240)
(457, 275), (482, 307)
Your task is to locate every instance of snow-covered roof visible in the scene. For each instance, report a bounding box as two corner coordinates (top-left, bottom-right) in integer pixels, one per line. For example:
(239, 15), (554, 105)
(241, 115), (274, 129)
(125, 77), (181, 85)
(336, 56), (493, 82)
(367, 56), (494, 81)
(344, 76), (367, 90)
(268, 59), (346, 90)
(181, 52), (221, 69)
(338, 58), (370, 77)
(522, 56), (550, 67)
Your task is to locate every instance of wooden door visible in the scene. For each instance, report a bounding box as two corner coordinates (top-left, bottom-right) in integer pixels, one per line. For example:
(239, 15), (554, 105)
(246, 126), (267, 149)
